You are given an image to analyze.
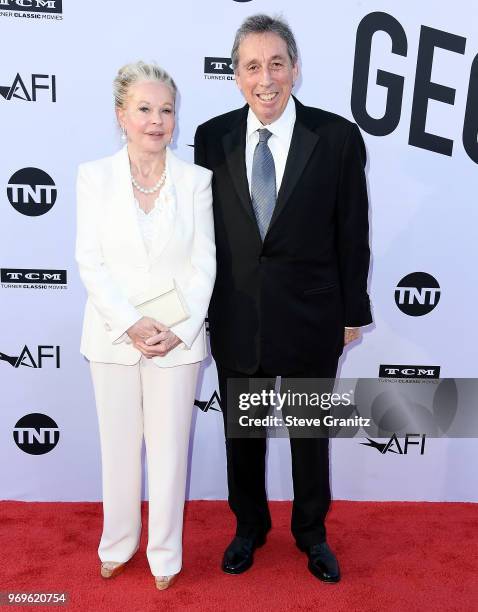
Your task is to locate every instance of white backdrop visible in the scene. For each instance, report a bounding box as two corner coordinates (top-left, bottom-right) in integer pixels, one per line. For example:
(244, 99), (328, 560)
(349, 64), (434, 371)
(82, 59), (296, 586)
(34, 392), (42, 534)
(1, 0), (477, 502)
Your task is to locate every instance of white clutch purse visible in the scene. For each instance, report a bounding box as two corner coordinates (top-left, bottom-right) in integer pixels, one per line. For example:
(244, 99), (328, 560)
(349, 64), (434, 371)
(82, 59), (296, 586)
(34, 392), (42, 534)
(130, 279), (190, 328)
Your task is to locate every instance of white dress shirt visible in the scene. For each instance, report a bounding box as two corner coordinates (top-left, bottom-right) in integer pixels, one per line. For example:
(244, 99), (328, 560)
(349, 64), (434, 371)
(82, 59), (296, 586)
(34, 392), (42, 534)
(245, 96), (296, 195)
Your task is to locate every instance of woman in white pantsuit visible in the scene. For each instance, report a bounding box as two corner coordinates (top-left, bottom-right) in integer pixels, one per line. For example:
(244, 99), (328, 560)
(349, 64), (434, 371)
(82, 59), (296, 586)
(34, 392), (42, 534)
(75, 62), (215, 590)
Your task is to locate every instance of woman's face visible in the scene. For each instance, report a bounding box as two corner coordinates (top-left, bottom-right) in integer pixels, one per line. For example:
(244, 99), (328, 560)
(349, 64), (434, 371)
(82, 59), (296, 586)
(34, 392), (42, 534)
(116, 80), (175, 154)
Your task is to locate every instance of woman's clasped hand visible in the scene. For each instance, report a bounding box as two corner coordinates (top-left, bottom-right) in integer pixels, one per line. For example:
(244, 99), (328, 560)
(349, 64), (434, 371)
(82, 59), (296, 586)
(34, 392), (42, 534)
(126, 317), (181, 358)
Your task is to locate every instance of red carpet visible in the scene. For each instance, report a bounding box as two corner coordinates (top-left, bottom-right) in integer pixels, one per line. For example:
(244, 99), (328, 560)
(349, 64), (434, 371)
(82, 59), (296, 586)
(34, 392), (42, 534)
(1, 500), (477, 611)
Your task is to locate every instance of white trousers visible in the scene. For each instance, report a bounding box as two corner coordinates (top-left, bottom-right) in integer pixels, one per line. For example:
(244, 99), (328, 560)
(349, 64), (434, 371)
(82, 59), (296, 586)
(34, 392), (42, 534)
(90, 357), (200, 576)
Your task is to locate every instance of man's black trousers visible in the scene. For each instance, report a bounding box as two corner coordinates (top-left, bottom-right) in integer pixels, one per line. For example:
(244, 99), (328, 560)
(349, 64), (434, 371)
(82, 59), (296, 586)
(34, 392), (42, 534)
(216, 360), (338, 549)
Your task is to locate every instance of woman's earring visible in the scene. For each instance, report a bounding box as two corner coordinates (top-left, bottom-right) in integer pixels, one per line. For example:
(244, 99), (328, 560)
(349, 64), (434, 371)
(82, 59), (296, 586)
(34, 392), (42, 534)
(121, 126), (127, 141)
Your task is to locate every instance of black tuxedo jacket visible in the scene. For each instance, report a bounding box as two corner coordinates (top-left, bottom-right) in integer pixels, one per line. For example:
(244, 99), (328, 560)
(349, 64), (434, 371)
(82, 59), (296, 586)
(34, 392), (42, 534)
(194, 97), (372, 375)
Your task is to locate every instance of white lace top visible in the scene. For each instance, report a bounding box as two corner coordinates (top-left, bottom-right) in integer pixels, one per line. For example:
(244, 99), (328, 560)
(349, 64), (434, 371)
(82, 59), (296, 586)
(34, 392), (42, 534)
(133, 152), (175, 258)
(134, 196), (162, 256)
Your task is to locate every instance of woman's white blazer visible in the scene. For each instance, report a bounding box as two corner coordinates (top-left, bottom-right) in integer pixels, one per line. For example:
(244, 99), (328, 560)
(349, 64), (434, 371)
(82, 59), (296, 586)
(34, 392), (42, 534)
(75, 145), (216, 368)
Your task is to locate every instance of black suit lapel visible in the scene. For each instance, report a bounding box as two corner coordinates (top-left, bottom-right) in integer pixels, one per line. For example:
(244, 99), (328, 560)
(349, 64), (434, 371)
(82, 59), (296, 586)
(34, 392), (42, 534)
(222, 107), (258, 228)
(268, 99), (320, 232)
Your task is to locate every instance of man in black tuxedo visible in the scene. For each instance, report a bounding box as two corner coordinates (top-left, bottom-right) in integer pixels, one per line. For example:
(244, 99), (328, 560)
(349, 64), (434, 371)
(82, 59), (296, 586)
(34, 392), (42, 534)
(194, 14), (372, 582)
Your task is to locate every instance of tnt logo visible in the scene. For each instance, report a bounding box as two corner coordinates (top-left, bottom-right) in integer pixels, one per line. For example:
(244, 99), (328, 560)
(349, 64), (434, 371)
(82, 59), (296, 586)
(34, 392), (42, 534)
(0, 73), (56, 102)
(13, 413), (60, 455)
(361, 433), (426, 455)
(7, 168), (57, 216)
(395, 272), (440, 316)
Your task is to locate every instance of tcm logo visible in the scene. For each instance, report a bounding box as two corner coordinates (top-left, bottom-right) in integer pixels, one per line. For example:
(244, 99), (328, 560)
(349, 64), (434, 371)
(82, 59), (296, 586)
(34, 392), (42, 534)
(379, 365), (440, 379)
(7, 168), (57, 216)
(1, 268), (67, 288)
(0, 74), (56, 102)
(195, 390), (222, 413)
(0, 0), (62, 13)
(0, 345), (60, 368)
(361, 433), (426, 455)
(13, 413), (60, 455)
(395, 272), (440, 316)
(204, 58), (235, 81)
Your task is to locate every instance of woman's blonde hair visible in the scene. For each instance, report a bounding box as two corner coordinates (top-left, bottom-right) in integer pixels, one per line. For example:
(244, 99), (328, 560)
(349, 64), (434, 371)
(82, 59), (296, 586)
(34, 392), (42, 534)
(113, 61), (177, 109)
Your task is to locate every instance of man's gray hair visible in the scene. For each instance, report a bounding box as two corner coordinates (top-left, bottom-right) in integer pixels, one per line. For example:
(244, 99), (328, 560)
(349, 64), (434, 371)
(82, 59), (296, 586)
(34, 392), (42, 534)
(231, 14), (298, 71)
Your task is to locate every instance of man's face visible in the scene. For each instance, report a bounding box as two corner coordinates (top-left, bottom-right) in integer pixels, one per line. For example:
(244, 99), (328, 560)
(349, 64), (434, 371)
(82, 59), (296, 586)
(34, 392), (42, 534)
(235, 32), (298, 125)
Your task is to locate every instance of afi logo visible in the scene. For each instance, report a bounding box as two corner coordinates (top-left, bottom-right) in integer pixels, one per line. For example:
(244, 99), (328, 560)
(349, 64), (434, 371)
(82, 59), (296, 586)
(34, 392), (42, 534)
(195, 391), (222, 412)
(395, 272), (440, 316)
(361, 433), (426, 454)
(13, 413), (60, 455)
(0, 74), (56, 102)
(0, 345), (60, 368)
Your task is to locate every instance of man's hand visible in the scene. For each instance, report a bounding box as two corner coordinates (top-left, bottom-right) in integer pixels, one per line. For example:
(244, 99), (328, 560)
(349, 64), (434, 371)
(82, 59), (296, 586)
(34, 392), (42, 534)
(144, 330), (182, 357)
(126, 317), (169, 358)
(344, 327), (361, 346)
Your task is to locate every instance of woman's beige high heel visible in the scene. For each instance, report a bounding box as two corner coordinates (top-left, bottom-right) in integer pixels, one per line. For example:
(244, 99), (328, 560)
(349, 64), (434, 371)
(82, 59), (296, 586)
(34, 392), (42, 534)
(154, 573), (179, 590)
(100, 561), (126, 578)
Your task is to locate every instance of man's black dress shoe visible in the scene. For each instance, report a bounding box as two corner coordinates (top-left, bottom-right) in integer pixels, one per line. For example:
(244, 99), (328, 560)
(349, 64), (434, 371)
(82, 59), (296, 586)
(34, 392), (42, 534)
(303, 542), (340, 583)
(221, 535), (266, 574)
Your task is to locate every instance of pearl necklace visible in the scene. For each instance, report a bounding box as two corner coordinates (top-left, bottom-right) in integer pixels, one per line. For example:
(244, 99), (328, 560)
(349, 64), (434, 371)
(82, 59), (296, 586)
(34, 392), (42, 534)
(131, 168), (166, 194)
